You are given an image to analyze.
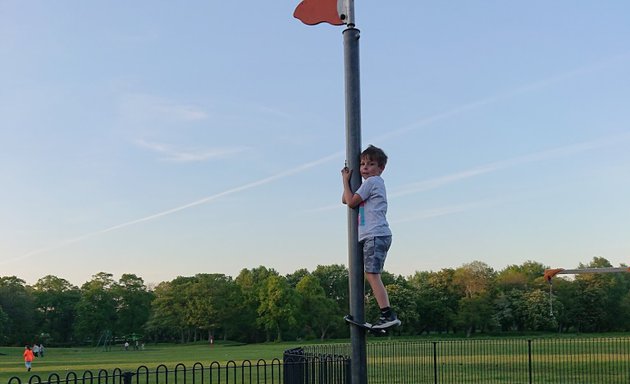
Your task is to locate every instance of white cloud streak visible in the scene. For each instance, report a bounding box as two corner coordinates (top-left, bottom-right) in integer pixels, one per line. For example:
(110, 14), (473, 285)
(391, 132), (630, 198)
(136, 139), (249, 163)
(390, 200), (494, 224)
(10, 55), (628, 263)
(372, 53), (630, 143)
(306, 131), (630, 215)
(3, 152), (343, 265)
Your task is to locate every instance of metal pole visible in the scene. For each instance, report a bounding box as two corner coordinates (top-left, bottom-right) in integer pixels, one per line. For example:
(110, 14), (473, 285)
(528, 339), (533, 384)
(343, 7), (366, 383)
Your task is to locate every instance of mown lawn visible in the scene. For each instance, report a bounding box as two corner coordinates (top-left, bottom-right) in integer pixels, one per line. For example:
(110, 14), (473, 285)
(4, 334), (630, 384)
(0, 341), (296, 383)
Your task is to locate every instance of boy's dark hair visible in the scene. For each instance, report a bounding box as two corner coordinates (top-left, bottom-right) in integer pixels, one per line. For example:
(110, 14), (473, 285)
(361, 145), (388, 167)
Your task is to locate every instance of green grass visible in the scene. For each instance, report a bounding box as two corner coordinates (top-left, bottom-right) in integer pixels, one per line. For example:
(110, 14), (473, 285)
(360, 337), (630, 383)
(0, 342), (295, 383)
(4, 336), (630, 384)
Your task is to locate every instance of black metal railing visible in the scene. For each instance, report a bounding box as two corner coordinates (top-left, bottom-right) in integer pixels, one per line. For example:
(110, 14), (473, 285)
(8, 337), (630, 384)
(7, 350), (349, 384)
(283, 348), (350, 384)
(8, 361), (285, 384)
(304, 337), (630, 383)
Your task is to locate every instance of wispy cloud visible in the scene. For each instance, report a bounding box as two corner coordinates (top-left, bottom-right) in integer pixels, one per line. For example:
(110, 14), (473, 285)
(164, 105), (208, 121)
(391, 132), (630, 198)
(11, 55), (627, 263)
(390, 189), (546, 224)
(391, 200), (494, 224)
(142, 99), (208, 121)
(256, 105), (293, 120)
(305, 131), (630, 214)
(371, 53), (630, 143)
(136, 139), (248, 163)
(3, 152), (343, 265)
(119, 93), (209, 123)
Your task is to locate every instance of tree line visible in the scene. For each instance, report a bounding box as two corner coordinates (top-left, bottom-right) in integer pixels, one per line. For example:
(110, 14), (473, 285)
(1, 257), (629, 346)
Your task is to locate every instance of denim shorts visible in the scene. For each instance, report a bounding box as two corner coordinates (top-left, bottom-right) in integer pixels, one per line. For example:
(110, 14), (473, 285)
(361, 236), (392, 274)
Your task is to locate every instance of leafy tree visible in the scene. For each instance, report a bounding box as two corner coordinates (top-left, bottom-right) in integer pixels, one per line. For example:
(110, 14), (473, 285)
(572, 257), (626, 331)
(494, 261), (548, 333)
(145, 280), (187, 342)
(428, 269), (460, 333)
(185, 274), (233, 341)
(257, 275), (299, 341)
(496, 268), (528, 291)
(493, 292), (512, 332)
(167, 276), (200, 342)
(74, 272), (117, 344)
(573, 282), (607, 332)
(550, 276), (580, 332)
(6, 255), (630, 343)
(286, 269), (310, 288)
(407, 269), (460, 334)
(581, 258), (630, 331)
(295, 274), (340, 340)
(33, 275), (80, 344)
(579, 256), (613, 269)
(493, 289), (525, 332)
(0, 276), (36, 344)
(522, 289), (558, 331)
(456, 294), (494, 336)
(619, 290), (630, 330)
(500, 261), (546, 287)
(114, 274), (153, 337)
(454, 261), (496, 299)
(220, 279), (248, 341)
(312, 264), (349, 311)
(0, 305), (8, 344)
(453, 262), (497, 336)
(235, 267), (279, 342)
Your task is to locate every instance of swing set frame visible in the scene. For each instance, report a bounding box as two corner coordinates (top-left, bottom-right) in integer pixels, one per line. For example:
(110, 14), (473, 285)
(543, 266), (630, 316)
(544, 267), (630, 282)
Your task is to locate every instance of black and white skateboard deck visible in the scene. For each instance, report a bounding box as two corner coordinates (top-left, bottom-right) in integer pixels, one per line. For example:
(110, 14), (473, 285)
(344, 315), (387, 335)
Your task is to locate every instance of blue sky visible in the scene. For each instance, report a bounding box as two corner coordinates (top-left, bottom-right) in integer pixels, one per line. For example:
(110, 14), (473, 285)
(2, 1), (629, 286)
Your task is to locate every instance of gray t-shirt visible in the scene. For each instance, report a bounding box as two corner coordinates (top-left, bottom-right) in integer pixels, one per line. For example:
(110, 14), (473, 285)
(355, 175), (392, 241)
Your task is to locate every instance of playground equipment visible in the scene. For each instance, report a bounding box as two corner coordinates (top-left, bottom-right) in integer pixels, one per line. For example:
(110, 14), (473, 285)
(544, 267), (630, 282)
(544, 266), (630, 316)
(96, 330), (113, 351)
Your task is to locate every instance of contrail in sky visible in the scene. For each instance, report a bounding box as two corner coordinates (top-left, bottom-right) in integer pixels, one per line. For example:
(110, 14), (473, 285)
(390, 132), (630, 198)
(371, 53), (630, 143)
(305, 131), (630, 214)
(390, 199), (498, 224)
(4, 153), (341, 265)
(8, 55), (627, 263)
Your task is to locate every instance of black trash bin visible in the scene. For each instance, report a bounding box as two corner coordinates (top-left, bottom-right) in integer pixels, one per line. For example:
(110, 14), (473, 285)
(284, 348), (351, 384)
(284, 347), (308, 384)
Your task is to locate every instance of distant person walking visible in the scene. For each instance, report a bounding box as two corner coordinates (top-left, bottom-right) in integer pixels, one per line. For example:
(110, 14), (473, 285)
(39, 344), (45, 358)
(23, 345), (34, 371)
(33, 344), (40, 357)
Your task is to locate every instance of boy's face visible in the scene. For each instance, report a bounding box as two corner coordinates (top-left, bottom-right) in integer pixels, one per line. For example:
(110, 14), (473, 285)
(360, 156), (385, 179)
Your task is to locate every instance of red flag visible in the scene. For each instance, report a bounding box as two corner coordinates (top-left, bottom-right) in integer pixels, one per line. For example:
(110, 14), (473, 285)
(294, 0), (345, 26)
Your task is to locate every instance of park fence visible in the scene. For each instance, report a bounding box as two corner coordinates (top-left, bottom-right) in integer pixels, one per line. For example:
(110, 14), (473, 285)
(304, 337), (630, 383)
(7, 349), (349, 384)
(8, 337), (630, 384)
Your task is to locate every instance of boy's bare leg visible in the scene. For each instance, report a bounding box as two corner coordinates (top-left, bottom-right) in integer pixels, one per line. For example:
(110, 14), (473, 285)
(366, 272), (389, 308)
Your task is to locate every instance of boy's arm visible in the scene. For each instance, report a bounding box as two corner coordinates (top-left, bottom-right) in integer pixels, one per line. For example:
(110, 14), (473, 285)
(341, 167), (363, 208)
